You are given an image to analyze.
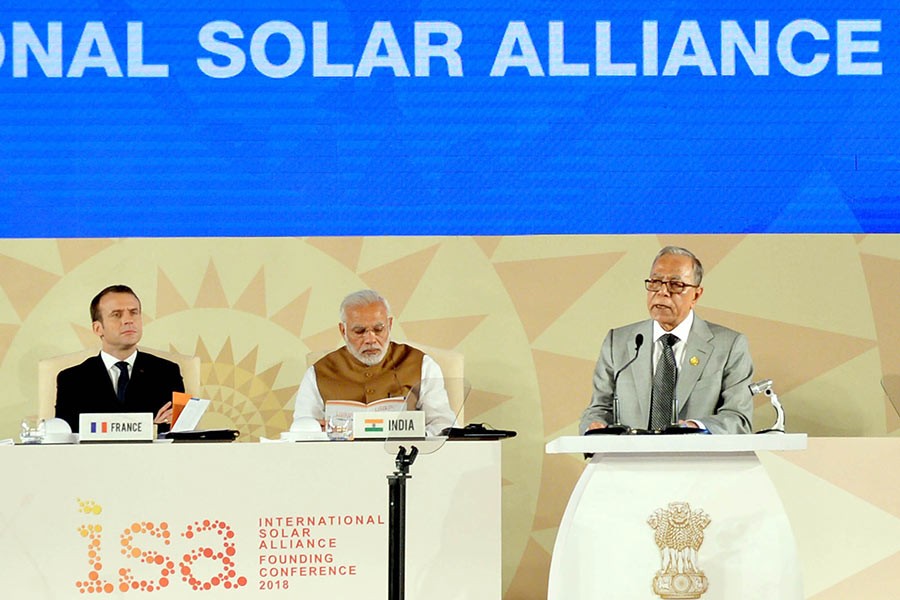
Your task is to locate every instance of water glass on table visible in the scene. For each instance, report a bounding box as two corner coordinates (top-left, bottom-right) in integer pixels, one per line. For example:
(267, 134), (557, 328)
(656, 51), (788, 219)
(326, 415), (353, 441)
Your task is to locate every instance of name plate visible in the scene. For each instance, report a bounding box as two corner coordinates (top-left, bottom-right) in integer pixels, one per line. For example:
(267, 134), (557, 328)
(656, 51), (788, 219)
(353, 411), (425, 439)
(79, 413), (154, 443)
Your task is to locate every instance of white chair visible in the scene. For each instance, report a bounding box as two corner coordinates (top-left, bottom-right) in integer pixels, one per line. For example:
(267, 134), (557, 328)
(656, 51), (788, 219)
(306, 342), (465, 426)
(37, 348), (202, 421)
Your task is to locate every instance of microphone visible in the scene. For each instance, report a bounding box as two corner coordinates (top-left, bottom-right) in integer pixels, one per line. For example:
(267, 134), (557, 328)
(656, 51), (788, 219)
(614, 334), (643, 422)
(749, 379), (785, 433)
(590, 334), (642, 435)
(749, 379), (773, 395)
(613, 333), (643, 387)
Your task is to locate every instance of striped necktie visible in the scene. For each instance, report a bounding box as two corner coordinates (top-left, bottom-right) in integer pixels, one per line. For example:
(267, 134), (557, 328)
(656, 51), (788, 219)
(649, 334), (678, 430)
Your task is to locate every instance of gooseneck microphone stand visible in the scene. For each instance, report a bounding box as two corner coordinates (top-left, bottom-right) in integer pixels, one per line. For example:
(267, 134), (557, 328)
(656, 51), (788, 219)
(388, 445), (419, 600)
(750, 379), (785, 433)
(588, 333), (643, 435)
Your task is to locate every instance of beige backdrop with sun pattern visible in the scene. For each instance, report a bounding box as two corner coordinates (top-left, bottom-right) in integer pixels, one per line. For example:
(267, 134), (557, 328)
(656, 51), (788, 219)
(0, 234), (898, 599)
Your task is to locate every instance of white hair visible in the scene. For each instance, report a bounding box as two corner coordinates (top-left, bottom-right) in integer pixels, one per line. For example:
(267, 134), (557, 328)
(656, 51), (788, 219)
(339, 289), (391, 323)
(653, 246), (704, 285)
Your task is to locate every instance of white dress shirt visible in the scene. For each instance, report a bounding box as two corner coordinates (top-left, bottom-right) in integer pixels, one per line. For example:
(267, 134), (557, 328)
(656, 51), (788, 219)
(651, 310), (694, 374)
(99, 350), (137, 395)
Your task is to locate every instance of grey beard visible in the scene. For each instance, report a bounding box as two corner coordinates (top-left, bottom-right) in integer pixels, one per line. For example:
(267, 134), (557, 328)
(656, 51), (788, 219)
(347, 343), (387, 366)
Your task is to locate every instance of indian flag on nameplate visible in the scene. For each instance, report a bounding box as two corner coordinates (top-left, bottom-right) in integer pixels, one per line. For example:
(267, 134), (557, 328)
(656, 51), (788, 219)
(364, 418), (384, 433)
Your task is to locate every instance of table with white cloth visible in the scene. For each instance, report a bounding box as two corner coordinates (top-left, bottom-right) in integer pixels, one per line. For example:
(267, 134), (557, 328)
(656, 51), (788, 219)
(0, 439), (501, 599)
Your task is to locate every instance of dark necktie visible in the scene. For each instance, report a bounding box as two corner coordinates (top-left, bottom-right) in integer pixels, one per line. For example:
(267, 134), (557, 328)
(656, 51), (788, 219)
(650, 334), (678, 430)
(115, 361), (130, 403)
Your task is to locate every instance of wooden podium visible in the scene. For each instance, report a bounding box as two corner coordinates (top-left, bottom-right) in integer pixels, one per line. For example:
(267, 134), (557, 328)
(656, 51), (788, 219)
(546, 434), (807, 600)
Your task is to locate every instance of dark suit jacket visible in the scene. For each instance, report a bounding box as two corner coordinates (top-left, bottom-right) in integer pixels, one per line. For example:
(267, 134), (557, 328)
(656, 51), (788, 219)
(55, 351), (185, 433)
(579, 316), (754, 434)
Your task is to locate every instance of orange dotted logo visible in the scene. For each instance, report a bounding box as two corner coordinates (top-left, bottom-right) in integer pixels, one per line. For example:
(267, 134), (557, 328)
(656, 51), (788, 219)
(179, 519), (247, 590)
(75, 499), (247, 593)
(118, 520), (173, 592)
(75, 500), (114, 594)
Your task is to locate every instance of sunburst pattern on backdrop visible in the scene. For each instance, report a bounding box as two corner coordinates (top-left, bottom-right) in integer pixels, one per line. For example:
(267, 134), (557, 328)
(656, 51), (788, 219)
(0, 234), (897, 599)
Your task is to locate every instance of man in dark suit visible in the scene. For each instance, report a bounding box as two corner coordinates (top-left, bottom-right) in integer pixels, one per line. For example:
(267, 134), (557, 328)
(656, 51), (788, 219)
(580, 247), (754, 435)
(55, 285), (184, 433)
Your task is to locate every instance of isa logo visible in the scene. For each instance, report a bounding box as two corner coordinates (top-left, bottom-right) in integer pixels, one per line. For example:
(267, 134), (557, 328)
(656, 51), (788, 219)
(75, 498), (247, 594)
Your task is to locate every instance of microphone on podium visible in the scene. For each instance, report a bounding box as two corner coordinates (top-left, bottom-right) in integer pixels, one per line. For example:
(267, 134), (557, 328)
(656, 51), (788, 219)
(751, 379), (785, 434)
(586, 333), (643, 436)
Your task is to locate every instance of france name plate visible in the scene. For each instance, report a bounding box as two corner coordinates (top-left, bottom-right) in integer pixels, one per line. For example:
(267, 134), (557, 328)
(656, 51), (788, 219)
(79, 413), (154, 442)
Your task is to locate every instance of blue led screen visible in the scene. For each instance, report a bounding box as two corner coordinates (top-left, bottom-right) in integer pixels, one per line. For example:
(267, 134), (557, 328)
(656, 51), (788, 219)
(1, 1), (898, 237)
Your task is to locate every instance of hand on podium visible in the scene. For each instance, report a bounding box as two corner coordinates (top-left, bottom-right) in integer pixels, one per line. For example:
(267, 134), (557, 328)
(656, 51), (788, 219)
(584, 421), (632, 436)
(584, 420), (709, 436)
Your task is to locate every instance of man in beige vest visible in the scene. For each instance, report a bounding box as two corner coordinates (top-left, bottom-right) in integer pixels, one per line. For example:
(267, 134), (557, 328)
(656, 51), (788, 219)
(291, 290), (456, 435)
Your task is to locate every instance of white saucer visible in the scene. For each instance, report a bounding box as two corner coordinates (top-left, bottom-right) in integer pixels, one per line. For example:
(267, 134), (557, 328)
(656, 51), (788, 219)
(280, 431), (329, 442)
(40, 433), (79, 445)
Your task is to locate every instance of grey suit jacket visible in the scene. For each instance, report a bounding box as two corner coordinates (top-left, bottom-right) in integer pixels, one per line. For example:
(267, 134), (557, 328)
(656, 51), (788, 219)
(579, 316), (754, 434)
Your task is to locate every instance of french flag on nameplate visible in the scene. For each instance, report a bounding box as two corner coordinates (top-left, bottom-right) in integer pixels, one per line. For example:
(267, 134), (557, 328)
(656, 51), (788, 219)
(79, 413), (154, 442)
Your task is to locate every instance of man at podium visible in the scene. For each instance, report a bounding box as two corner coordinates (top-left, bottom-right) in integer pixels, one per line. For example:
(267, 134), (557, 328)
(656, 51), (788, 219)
(292, 289), (455, 436)
(580, 246), (754, 434)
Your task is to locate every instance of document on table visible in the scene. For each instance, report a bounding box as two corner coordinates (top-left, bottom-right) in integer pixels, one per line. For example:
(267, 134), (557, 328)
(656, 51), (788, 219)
(172, 397), (210, 432)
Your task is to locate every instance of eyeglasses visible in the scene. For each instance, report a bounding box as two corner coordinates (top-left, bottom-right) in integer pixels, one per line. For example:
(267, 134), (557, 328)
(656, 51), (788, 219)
(346, 323), (388, 338)
(644, 279), (700, 294)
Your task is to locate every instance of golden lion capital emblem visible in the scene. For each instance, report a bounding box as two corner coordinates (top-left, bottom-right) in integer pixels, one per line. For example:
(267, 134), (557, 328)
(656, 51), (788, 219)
(647, 501), (711, 599)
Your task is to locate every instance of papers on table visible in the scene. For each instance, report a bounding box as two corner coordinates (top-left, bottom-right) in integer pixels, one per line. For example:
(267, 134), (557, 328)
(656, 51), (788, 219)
(171, 395), (210, 432)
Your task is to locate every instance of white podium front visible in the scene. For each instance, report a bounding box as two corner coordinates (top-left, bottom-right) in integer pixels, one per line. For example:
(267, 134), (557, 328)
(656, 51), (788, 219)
(546, 434), (807, 600)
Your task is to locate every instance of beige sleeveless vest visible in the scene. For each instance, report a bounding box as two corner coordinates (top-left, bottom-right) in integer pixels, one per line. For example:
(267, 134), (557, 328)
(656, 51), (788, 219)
(314, 342), (425, 408)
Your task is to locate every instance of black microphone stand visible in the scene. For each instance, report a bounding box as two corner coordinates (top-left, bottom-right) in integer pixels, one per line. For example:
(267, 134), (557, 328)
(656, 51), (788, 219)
(388, 445), (418, 600)
(587, 388), (632, 435)
(587, 334), (643, 436)
(658, 354), (706, 435)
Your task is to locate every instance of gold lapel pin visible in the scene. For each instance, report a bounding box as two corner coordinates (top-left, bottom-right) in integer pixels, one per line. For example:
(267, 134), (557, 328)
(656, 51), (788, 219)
(689, 356), (699, 366)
